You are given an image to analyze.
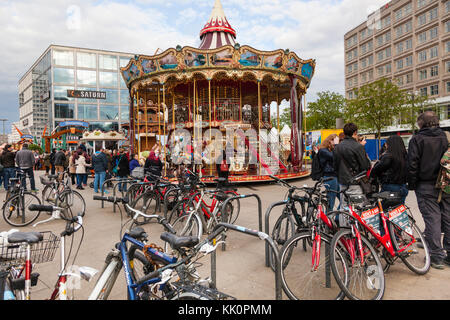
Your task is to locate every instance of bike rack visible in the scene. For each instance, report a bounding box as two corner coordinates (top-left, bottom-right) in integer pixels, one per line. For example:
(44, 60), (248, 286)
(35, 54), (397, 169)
(100, 177), (139, 209)
(263, 200), (288, 268)
(210, 222), (282, 300)
(218, 194), (262, 251)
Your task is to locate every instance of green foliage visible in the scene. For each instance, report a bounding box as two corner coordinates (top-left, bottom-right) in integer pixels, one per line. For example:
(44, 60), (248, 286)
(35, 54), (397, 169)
(306, 91), (346, 130)
(344, 78), (407, 140)
(28, 144), (43, 154)
(271, 107), (292, 129)
(402, 93), (436, 132)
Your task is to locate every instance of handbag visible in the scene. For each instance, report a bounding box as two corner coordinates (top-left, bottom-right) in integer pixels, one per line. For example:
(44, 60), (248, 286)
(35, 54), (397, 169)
(113, 155), (123, 175)
(342, 156), (373, 195)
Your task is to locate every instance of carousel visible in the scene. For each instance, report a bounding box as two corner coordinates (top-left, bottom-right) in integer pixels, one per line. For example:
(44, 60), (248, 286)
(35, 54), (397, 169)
(120, 0), (316, 183)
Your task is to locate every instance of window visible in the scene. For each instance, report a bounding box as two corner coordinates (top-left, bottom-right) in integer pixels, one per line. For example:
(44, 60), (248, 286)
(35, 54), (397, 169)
(447, 61), (450, 73)
(119, 56), (132, 68)
(360, 29), (367, 40)
(419, 69), (427, 80)
(53, 50), (74, 66)
(53, 68), (74, 84)
(120, 107), (130, 120)
(99, 72), (118, 87)
(386, 47), (391, 58)
(430, 84), (439, 95)
(120, 90), (129, 105)
(78, 104), (98, 120)
(447, 41), (450, 53)
(446, 21), (450, 33)
(395, 9), (403, 21)
(405, 38), (412, 50)
(396, 59), (404, 70)
(429, 7), (438, 21)
(99, 105), (119, 120)
(53, 86), (74, 101)
(377, 66), (384, 76)
(447, 1), (450, 14)
(447, 82), (450, 93)
(418, 31), (427, 44)
(361, 43), (367, 54)
(54, 103), (74, 119)
(100, 88), (119, 104)
(381, 15), (391, 29)
(430, 65), (438, 77)
(417, 0), (427, 9)
(396, 25), (403, 38)
(77, 52), (96, 69)
(88, 122), (119, 132)
(406, 73), (413, 83)
(420, 87), (428, 96)
(385, 63), (392, 74)
(405, 55), (413, 66)
(418, 50), (427, 62)
(405, 2), (412, 15)
(405, 20), (412, 33)
(377, 50), (384, 61)
(430, 46), (438, 59)
(429, 27), (438, 40)
(368, 55), (373, 65)
(396, 76), (404, 86)
(418, 13), (426, 26)
(77, 70), (97, 86)
(396, 42), (404, 54)
(99, 55), (117, 70)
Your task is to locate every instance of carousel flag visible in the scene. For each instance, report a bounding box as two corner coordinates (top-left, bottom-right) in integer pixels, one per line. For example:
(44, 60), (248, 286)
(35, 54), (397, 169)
(289, 76), (303, 167)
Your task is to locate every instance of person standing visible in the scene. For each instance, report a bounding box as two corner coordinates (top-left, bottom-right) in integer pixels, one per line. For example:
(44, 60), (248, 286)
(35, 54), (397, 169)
(15, 143), (38, 192)
(54, 149), (66, 176)
(129, 154), (141, 174)
(407, 111), (450, 269)
(144, 151), (163, 177)
(216, 150), (229, 181)
(43, 152), (51, 175)
(317, 134), (340, 212)
(116, 149), (130, 192)
(92, 148), (109, 194)
(0, 145), (16, 191)
(50, 149), (56, 175)
(333, 123), (371, 211)
(75, 152), (87, 190)
(68, 151), (78, 185)
(370, 135), (408, 204)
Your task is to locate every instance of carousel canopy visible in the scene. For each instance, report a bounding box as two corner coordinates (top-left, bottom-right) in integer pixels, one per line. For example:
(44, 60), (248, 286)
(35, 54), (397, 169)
(199, 0), (236, 50)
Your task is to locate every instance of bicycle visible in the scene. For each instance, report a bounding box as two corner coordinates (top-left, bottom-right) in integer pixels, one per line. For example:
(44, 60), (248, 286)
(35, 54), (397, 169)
(89, 195), (233, 300)
(40, 170), (86, 218)
(1, 203), (94, 300)
(328, 187), (430, 300)
(2, 169), (42, 227)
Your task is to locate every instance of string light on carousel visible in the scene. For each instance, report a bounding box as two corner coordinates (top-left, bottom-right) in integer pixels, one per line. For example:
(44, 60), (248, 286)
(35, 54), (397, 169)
(120, 0), (316, 183)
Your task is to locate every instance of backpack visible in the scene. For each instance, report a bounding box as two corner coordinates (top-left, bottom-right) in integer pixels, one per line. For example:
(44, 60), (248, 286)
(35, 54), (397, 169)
(436, 131), (450, 202)
(220, 159), (229, 172)
(310, 152), (323, 181)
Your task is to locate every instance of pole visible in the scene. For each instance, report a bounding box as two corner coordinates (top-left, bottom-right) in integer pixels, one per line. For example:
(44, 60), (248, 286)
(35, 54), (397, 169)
(303, 94), (307, 169)
(209, 79), (212, 176)
(137, 90), (140, 157)
(163, 84), (166, 177)
(258, 81), (262, 174)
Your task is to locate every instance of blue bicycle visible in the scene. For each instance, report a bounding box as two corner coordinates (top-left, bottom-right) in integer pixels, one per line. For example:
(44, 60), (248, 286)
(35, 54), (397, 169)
(88, 196), (233, 300)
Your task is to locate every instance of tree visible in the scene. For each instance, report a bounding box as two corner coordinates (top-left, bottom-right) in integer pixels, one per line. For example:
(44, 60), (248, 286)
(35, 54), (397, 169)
(402, 92), (436, 132)
(306, 91), (346, 130)
(271, 107), (292, 129)
(344, 78), (407, 149)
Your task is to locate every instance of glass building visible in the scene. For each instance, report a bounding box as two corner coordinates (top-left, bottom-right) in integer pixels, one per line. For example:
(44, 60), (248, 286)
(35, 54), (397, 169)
(18, 45), (135, 141)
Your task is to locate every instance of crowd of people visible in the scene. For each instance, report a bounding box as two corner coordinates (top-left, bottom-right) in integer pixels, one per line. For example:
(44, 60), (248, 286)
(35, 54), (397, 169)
(313, 111), (449, 270)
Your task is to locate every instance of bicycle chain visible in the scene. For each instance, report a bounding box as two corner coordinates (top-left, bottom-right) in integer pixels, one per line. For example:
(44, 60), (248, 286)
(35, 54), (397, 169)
(143, 243), (165, 269)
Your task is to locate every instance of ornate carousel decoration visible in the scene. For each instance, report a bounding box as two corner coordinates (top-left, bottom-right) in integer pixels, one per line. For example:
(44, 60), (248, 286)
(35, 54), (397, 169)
(120, 0), (316, 182)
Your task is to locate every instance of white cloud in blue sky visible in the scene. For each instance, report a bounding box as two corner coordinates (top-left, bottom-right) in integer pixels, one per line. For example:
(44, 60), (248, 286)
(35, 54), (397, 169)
(0, 0), (387, 132)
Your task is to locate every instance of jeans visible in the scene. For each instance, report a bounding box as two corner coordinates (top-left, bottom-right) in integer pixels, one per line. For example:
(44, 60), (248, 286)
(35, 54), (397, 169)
(117, 176), (128, 192)
(416, 183), (450, 261)
(338, 184), (365, 227)
(323, 176), (339, 212)
(3, 168), (16, 190)
(20, 167), (36, 191)
(94, 171), (106, 193)
(76, 174), (84, 188)
(381, 183), (408, 204)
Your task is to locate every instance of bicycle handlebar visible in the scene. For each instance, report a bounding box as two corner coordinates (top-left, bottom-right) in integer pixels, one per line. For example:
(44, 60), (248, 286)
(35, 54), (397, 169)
(28, 204), (55, 212)
(124, 204), (176, 234)
(93, 195), (128, 204)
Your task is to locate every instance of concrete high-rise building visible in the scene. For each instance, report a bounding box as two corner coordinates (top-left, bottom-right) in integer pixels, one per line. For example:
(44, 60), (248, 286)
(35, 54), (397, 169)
(18, 45), (135, 141)
(344, 0), (450, 132)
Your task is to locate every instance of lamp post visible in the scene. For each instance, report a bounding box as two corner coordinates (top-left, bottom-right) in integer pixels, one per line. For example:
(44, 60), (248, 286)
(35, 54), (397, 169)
(0, 119), (7, 143)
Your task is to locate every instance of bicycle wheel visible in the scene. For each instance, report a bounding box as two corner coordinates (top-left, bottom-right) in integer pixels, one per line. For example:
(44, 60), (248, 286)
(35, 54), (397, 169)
(3, 192), (42, 227)
(132, 192), (160, 225)
(88, 259), (122, 300)
(163, 188), (180, 218)
(166, 197), (191, 224)
(330, 229), (385, 300)
(56, 190), (86, 218)
(280, 232), (347, 300)
(41, 185), (54, 204)
(165, 214), (201, 252)
(269, 211), (296, 272)
(388, 216), (430, 275)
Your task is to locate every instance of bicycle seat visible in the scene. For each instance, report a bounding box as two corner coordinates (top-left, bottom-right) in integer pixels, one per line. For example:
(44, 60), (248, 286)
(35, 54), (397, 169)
(9, 178), (20, 183)
(214, 193), (229, 202)
(128, 227), (147, 240)
(370, 191), (401, 201)
(160, 232), (199, 250)
(47, 175), (59, 180)
(8, 232), (43, 244)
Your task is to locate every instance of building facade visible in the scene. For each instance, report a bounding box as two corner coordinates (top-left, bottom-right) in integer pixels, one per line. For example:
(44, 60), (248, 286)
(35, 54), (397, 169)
(344, 0), (450, 132)
(18, 45), (135, 142)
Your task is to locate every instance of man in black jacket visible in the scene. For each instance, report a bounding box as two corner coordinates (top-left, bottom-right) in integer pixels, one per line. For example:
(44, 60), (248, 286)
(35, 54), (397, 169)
(333, 123), (371, 215)
(407, 111), (449, 269)
(0, 145), (16, 190)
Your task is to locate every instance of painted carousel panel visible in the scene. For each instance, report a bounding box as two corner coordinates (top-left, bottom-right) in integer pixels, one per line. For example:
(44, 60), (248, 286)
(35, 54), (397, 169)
(159, 53), (178, 70)
(210, 48), (233, 67)
(239, 50), (261, 67)
(184, 51), (207, 68)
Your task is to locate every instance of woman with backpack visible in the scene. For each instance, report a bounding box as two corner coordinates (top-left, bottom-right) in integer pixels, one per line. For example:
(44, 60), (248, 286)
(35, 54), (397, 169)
(317, 134), (340, 212)
(370, 135), (408, 204)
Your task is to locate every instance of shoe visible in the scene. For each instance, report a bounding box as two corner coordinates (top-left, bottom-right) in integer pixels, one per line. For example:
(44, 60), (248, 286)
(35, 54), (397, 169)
(32, 189), (39, 193)
(444, 255), (450, 267)
(430, 258), (445, 270)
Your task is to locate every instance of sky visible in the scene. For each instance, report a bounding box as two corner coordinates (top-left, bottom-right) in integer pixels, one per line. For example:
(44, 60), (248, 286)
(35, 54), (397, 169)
(0, 0), (388, 134)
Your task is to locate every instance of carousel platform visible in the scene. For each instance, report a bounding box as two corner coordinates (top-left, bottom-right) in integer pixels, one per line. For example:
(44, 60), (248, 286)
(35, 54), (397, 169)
(200, 169), (310, 184)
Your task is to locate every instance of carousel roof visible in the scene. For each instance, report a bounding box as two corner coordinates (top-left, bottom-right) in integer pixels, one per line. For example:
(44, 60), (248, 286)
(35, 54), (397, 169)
(199, 0), (236, 50)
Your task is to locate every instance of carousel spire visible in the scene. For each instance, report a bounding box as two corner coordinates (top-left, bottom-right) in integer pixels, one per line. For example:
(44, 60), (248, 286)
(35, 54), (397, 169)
(199, 0), (236, 50)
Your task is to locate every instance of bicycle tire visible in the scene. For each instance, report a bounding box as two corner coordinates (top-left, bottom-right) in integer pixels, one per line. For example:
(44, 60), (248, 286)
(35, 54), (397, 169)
(132, 192), (160, 225)
(3, 192), (42, 227)
(166, 196), (191, 224)
(41, 185), (53, 204)
(163, 188), (180, 218)
(165, 214), (202, 252)
(268, 211), (296, 272)
(56, 190), (86, 218)
(330, 228), (385, 300)
(280, 231), (347, 300)
(88, 259), (122, 300)
(388, 216), (430, 275)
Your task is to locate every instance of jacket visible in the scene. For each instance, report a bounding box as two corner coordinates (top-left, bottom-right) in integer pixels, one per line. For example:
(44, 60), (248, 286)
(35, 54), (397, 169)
(92, 152), (108, 173)
(333, 137), (371, 185)
(407, 127), (448, 190)
(54, 151), (66, 166)
(15, 148), (35, 169)
(69, 156), (77, 174)
(129, 159), (140, 173)
(144, 158), (163, 176)
(0, 150), (16, 168)
(116, 154), (130, 177)
(43, 154), (51, 167)
(75, 156), (87, 174)
(370, 152), (407, 185)
(317, 148), (336, 177)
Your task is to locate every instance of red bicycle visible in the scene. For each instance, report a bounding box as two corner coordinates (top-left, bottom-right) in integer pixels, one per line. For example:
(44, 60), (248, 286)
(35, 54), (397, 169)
(328, 189), (430, 300)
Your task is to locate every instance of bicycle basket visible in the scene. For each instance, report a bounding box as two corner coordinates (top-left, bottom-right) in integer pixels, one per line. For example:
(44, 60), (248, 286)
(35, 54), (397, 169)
(39, 176), (54, 187)
(0, 231), (60, 266)
(131, 167), (145, 179)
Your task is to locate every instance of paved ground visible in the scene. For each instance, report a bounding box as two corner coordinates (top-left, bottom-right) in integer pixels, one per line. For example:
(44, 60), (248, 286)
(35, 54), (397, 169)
(1, 170), (449, 300)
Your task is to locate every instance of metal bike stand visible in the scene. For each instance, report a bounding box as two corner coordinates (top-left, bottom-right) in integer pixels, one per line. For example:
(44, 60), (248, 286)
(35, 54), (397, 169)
(100, 178), (136, 208)
(219, 194), (262, 251)
(263, 200), (287, 268)
(210, 222), (282, 300)
(112, 178), (140, 212)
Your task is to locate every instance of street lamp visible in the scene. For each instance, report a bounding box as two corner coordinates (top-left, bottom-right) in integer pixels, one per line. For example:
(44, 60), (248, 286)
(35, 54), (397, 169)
(0, 119), (7, 142)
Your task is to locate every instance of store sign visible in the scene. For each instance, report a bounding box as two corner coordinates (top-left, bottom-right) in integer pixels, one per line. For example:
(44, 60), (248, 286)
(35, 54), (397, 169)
(21, 134), (33, 139)
(59, 120), (89, 128)
(67, 90), (106, 99)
